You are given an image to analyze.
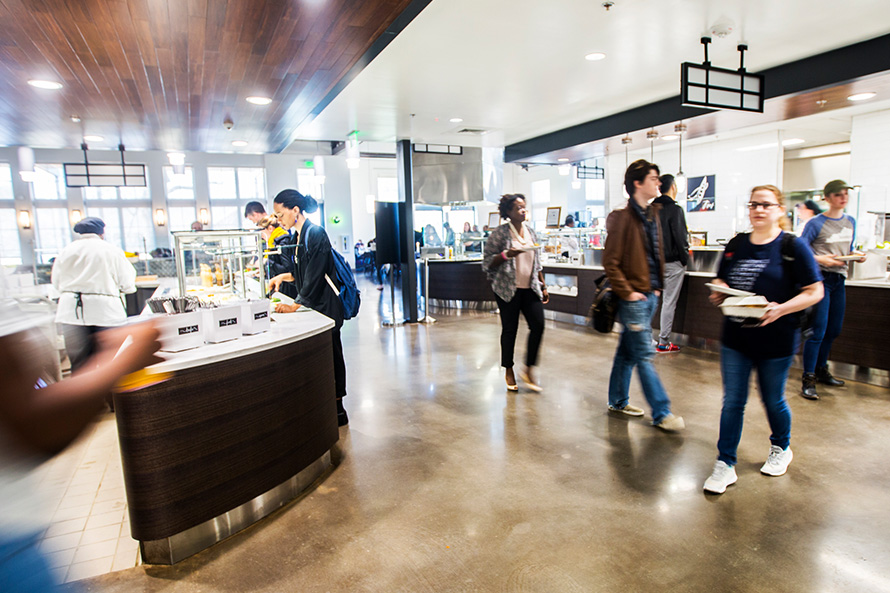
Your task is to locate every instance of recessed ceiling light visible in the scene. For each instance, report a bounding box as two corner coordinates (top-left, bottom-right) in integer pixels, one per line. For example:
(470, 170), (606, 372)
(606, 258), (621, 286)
(847, 92), (876, 102)
(83, 135), (104, 142)
(661, 135), (679, 141)
(246, 96), (272, 105)
(585, 52), (606, 61)
(28, 79), (63, 90)
(70, 115), (81, 123)
(558, 158), (570, 162)
(232, 140), (248, 147)
(449, 117), (463, 123)
(782, 138), (805, 146)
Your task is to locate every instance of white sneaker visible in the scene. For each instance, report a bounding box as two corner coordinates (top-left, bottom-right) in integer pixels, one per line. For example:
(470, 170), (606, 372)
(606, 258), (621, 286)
(653, 413), (685, 431)
(760, 445), (793, 476)
(608, 404), (645, 417)
(704, 460), (737, 494)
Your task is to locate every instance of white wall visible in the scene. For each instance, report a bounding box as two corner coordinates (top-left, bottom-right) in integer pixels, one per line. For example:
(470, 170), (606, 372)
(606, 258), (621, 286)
(606, 131), (783, 244)
(348, 158), (397, 247)
(850, 109), (890, 246)
(503, 162), (587, 228)
(783, 153), (850, 193)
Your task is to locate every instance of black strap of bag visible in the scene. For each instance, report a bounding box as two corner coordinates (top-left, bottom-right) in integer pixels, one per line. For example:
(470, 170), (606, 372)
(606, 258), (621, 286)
(588, 274), (617, 333)
(720, 232), (814, 337)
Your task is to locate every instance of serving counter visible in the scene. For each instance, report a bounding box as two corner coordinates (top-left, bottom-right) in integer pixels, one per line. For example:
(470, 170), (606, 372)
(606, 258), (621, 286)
(426, 254), (890, 378)
(114, 310), (339, 564)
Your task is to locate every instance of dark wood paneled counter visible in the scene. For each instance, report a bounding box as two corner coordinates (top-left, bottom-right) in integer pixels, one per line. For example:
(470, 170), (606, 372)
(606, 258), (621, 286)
(427, 258), (890, 374)
(114, 311), (339, 564)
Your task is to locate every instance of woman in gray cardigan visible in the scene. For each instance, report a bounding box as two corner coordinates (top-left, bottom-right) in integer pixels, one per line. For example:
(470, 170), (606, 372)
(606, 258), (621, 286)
(483, 194), (549, 392)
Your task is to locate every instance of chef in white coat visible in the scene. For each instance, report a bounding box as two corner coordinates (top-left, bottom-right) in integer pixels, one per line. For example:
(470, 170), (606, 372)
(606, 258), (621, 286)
(52, 217), (136, 371)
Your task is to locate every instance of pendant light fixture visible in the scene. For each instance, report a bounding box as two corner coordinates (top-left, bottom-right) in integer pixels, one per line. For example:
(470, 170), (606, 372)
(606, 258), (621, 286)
(622, 135), (632, 168)
(647, 129), (658, 161)
(674, 122), (688, 198)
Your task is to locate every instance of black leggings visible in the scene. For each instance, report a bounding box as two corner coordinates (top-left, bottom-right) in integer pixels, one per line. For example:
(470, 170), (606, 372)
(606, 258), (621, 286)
(332, 327), (346, 398)
(495, 288), (545, 369)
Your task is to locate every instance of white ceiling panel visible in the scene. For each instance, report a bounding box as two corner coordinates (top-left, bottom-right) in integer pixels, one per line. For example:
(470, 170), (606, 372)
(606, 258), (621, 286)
(287, 0), (890, 150)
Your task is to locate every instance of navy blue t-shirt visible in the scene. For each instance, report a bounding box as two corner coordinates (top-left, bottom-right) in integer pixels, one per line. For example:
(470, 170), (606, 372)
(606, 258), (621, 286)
(717, 232), (822, 359)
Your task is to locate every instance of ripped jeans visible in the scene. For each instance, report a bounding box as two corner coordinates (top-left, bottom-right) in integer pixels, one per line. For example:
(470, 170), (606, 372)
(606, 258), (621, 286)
(607, 293), (672, 423)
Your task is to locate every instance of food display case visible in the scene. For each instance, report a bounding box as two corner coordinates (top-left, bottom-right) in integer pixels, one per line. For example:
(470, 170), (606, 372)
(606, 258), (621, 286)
(544, 272), (578, 297)
(537, 228), (604, 264)
(172, 229), (266, 303)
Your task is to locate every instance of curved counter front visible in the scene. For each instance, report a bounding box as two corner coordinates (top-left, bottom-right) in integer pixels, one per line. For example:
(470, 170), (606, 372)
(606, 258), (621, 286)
(114, 311), (338, 564)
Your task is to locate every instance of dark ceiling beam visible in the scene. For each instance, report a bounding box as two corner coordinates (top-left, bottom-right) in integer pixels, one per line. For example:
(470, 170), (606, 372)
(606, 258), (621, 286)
(505, 33), (890, 163)
(276, 0), (434, 152)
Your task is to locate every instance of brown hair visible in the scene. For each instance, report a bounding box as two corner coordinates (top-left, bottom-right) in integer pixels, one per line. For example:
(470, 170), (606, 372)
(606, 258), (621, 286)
(750, 185), (790, 231)
(624, 159), (660, 197)
(257, 214), (279, 230)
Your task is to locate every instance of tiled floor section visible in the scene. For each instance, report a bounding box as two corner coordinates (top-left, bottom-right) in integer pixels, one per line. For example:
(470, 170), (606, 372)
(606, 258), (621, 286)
(32, 413), (140, 584)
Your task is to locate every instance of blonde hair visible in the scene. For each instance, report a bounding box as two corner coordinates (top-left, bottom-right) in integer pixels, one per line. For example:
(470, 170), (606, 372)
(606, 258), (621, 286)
(750, 185), (790, 231)
(257, 214), (280, 230)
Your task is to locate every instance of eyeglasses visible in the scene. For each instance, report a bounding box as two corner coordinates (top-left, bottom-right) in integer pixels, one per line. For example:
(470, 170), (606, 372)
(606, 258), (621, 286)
(747, 202), (780, 210)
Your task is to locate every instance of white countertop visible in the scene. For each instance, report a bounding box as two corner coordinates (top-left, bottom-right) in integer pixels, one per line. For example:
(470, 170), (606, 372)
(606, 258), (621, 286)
(148, 309), (334, 373)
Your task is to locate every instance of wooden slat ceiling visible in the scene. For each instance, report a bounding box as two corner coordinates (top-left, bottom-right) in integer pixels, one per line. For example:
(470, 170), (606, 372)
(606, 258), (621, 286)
(0, 0), (419, 153)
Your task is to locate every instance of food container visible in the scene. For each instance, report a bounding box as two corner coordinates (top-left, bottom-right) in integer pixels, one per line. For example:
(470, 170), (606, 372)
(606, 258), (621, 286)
(157, 311), (204, 352)
(719, 295), (769, 318)
(202, 305), (242, 343)
(240, 300), (271, 335)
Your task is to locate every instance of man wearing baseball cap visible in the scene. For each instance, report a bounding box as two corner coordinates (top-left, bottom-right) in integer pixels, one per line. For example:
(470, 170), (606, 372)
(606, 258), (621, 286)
(799, 180), (865, 400)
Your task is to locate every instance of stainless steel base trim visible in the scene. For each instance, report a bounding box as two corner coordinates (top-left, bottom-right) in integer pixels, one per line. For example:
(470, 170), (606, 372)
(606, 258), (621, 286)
(429, 298), (497, 311)
(140, 451), (332, 565)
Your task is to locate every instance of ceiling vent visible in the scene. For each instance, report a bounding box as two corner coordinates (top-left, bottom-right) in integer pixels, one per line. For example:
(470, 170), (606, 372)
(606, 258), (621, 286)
(456, 128), (490, 135)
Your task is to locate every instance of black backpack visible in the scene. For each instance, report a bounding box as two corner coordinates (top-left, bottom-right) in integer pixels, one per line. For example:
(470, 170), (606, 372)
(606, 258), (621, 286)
(589, 275), (618, 334)
(723, 232), (815, 338)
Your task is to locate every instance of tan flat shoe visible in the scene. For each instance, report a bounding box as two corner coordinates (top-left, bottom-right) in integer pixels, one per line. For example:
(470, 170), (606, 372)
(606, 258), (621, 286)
(518, 369), (542, 393)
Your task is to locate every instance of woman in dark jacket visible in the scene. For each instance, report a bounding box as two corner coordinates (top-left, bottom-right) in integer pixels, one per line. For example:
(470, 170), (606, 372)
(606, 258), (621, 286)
(268, 189), (348, 426)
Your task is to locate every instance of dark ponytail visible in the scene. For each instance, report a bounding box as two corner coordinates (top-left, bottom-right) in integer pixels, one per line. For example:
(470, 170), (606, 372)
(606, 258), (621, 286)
(273, 189), (319, 214)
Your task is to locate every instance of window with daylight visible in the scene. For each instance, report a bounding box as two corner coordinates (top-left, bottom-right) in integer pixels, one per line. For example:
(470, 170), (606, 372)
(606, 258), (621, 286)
(210, 206), (241, 230)
(0, 164), (13, 200)
(208, 167), (266, 201)
(82, 185), (154, 253)
(168, 207), (196, 232)
(33, 164), (66, 200)
(35, 208), (71, 263)
(530, 179), (551, 229)
(0, 208), (22, 265)
(164, 166), (195, 200)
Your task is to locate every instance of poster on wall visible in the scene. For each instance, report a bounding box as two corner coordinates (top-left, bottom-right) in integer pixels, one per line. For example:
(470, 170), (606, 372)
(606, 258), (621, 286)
(686, 175), (716, 212)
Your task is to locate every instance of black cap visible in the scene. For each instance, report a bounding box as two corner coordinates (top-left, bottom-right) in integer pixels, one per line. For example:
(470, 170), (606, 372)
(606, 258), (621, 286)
(73, 217), (105, 235)
(801, 199), (823, 215)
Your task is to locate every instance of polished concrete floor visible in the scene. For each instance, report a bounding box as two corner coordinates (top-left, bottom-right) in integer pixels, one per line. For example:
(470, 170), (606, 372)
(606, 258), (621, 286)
(70, 278), (890, 592)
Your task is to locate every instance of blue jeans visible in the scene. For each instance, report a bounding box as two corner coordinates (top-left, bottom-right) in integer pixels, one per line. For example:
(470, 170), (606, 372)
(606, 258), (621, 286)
(0, 531), (59, 592)
(718, 346), (793, 466)
(803, 272), (845, 373)
(608, 294), (672, 423)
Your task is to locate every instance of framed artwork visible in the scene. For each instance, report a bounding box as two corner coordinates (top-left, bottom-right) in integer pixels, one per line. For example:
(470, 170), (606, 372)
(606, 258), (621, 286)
(546, 206), (562, 228)
(686, 175), (716, 212)
(487, 212), (501, 229)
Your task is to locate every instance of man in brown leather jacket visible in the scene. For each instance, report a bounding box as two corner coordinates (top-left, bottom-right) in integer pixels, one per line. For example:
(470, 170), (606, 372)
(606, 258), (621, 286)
(603, 159), (684, 431)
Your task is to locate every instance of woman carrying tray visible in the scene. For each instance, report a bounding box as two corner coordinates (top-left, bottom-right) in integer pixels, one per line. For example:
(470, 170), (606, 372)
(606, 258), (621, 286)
(703, 185), (823, 494)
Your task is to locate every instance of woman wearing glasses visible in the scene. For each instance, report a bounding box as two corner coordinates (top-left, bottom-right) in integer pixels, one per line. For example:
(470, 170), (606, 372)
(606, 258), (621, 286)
(703, 186), (823, 494)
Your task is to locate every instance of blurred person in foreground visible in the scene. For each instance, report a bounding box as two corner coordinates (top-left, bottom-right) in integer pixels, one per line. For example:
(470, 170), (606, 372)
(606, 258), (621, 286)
(604, 160), (684, 431)
(0, 290), (161, 591)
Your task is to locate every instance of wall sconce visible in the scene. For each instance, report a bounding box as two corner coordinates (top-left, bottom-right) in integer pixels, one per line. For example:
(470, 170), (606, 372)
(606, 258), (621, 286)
(18, 210), (32, 229)
(70, 209), (83, 225)
(198, 208), (211, 226)
(154, 208), (167, 227)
